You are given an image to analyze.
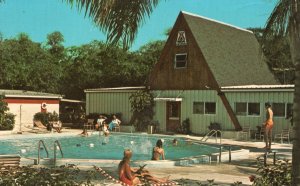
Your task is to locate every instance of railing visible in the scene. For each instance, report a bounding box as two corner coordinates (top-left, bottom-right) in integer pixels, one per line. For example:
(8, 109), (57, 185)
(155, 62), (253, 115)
(217, 145), (232, 163)
(200, 130), (222, 144)
(53, 140), (64, 165)
(37, 140), (49, 164)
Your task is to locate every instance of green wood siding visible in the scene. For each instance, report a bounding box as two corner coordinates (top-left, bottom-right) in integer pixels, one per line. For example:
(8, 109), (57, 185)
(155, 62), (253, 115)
(86, 89), (294, 135)
(86, 91), (133, 124)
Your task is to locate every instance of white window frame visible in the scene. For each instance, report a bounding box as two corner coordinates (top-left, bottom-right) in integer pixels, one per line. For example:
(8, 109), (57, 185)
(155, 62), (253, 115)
(235, 102), (261, 117)
(174, 53), (187, 69)
(193, 101), (217, 115)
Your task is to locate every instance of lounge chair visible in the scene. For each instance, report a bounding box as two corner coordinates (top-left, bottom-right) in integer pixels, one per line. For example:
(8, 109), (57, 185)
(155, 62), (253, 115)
(93, 166), (177, 186)
(0, 154), (21, 167)
(236, 125), (251, 140)
(254, 125), (265, 141)
(274, 129), (291, 143)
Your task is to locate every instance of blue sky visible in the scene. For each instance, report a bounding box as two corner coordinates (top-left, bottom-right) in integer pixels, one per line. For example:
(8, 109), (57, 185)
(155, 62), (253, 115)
(0, 0), (277, 50)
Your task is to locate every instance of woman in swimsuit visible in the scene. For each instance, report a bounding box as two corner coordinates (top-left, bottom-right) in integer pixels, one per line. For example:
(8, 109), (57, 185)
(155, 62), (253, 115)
(118, 149), (140, 186)
(152, 139), (165, 160)
(264, 102), (274, 149)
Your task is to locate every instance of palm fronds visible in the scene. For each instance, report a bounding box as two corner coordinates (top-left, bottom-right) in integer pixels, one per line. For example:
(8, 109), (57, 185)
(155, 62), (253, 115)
(63, 0), (160, 50)
(263, 0), (292, 39)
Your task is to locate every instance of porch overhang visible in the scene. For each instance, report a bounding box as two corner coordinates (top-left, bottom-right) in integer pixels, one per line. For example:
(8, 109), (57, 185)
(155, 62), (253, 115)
(153, 98), (183, 102)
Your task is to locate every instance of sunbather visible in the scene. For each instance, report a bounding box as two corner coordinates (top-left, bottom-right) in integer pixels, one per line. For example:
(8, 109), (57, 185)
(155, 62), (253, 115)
(52, 121), (62, 133)
(109, 114), (121, 131)
(119, 149), (170, 186)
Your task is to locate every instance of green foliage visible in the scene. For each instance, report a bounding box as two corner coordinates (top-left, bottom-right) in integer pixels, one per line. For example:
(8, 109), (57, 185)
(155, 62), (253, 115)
(249, 27), (294, 84)
(0, 32), (164, 100)
(0, 95), (15, 130)
(129, 90), (154, 131)
(177, 118), (191, 134)
(252, 159), (292, 186)
(0, 165), (95, 186)
(33, 111), (59, 125)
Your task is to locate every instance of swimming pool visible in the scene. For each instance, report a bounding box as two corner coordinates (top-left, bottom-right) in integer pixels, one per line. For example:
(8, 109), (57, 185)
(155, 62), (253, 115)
(0, 133), (221, 161)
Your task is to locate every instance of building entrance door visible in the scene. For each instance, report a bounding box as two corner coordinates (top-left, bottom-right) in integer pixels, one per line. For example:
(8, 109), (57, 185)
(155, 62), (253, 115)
(166, 101), (181, 132)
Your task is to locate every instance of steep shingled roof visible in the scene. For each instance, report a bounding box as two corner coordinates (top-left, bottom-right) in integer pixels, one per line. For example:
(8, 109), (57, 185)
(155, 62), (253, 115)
(182, 11), (278, 86)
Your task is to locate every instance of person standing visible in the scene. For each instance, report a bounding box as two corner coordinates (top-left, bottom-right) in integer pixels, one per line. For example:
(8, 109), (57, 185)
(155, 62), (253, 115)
(264, 102), (274, 149)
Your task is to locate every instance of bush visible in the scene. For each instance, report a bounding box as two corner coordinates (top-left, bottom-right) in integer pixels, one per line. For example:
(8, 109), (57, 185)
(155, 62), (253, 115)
(33, 112), (50, 125)
(0, 165), (95, 185)
(0, 95), (15, 130)
(177, 118), (191, 134)
(252, 159), (291, 185)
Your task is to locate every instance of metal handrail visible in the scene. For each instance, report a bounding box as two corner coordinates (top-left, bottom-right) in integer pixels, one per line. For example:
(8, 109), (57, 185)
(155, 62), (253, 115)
(218, 145), (232, 163)
(200, 130), (222, 144)
(53, 140), (64, 165)
(38, 140), (49, 164)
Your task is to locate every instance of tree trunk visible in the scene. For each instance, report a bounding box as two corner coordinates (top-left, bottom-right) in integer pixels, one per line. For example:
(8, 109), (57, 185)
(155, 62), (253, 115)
(291, 1), (300, 185)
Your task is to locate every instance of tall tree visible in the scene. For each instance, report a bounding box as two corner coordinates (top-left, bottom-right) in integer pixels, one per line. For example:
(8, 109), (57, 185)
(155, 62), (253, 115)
(46, 31), (65, 59)
(63, 0), (159, 50)
(263, 0), (300, 184)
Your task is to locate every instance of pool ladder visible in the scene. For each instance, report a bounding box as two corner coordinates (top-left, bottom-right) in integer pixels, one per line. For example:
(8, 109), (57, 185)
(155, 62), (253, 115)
(37, 140), (64, 165)
(200, 130), (222, 144)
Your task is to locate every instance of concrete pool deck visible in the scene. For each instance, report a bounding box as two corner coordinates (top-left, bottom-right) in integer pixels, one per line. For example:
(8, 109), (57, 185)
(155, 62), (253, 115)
(0, 129), (292, 185)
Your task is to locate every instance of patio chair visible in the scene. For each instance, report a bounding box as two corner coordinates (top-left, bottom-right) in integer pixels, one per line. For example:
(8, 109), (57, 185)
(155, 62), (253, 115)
(0, 154), (21, 167)
(236, 125), (251, 140)
(274, 129), (291, 144)
(254, 125), (265, 141)
(113, 124), (121, 132)
(84, 119), (95, 131)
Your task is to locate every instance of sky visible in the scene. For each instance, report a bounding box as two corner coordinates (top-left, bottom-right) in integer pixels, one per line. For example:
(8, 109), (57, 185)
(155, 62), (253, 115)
(0, 0), (278, 51)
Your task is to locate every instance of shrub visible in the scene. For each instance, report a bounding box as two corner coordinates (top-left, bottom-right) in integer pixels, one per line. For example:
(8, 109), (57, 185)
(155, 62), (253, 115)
(177, 118), (191, 134)
(252, 159), (292, 185)
(33, 112), (50, 125)
(0, 95), (15, 130)
(129, 90), (154, 131)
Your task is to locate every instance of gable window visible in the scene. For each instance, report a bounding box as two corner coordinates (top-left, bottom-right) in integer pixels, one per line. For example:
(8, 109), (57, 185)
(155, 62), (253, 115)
(176, 31), (187, 46)
(272, 103), (285, 117)
(193, 102), (216, 115)
(235, 102), (247, 116)
(248, 103), (260, 116)
(175, 53), (187, 68)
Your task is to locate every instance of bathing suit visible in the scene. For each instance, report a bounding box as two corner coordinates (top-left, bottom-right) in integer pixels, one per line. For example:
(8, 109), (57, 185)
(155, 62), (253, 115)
(265, 109), (274, 129)
(120, 173), (132, 185)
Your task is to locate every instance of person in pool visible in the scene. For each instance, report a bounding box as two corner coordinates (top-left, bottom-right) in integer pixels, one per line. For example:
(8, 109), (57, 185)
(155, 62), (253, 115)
(151, 139), (165, 160)
(118, 149), (170, 185)
(172, 138), (178, 146)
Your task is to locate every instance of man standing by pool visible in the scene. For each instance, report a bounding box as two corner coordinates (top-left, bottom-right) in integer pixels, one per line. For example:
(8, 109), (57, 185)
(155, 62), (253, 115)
(264, 102), (274, 150)
(109, 114), (121, 131)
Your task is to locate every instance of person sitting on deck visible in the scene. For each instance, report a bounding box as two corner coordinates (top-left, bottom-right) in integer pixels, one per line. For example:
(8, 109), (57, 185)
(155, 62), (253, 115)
(151, 139), (165, 160)
(52, 121), (62, 133)
(108, 114), (121, 131)
(118, 149), (169, 186)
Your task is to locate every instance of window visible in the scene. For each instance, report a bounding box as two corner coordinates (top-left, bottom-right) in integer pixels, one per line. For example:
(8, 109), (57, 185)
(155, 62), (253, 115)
(175, 53), (187, 68)
(272, 103), (285, 117)
(287, 103), (293, 118)
(235, 102), (247, 116)
(193, 102), (204, 114)
(248, 103), (260, 116)
(176, 31), (187, 45)
(205, 102), (216, 114)
(193, 102), (216, 114)
(169, 102), (179, 117)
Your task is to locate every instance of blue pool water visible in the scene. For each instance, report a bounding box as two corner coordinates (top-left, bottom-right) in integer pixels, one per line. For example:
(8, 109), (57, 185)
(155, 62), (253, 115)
(0, 133), (220, 160)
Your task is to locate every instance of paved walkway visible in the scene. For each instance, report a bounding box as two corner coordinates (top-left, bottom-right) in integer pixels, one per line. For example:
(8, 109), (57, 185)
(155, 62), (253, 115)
(0, 129), (293, 185)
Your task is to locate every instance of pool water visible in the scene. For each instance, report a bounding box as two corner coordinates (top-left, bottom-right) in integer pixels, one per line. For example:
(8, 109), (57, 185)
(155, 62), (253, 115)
(0, 133), (220, 160)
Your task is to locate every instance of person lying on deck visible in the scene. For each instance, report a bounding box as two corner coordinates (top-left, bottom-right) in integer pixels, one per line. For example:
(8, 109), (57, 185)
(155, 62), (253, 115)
(118, 149), (169, 186)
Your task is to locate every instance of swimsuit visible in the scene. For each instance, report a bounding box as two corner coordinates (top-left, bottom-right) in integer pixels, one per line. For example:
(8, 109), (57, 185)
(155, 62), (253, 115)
(120, 173), (132, 185)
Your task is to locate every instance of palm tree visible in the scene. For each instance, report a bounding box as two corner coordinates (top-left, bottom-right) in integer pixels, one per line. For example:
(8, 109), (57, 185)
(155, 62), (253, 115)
(264, 0), (300, 184)
(64, 0), (159, 50)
